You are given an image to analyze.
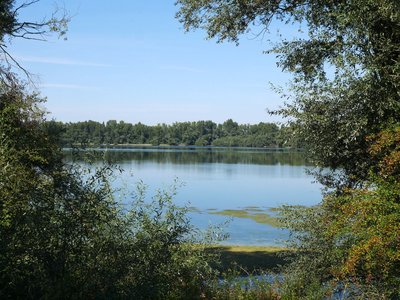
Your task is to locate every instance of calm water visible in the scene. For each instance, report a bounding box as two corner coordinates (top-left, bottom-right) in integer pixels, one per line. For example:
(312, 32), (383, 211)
(65, 148), (322, 246)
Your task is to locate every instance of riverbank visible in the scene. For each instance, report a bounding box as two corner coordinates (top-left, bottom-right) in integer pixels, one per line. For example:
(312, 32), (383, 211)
(209, 245), (293, 273)
(64, 144), (302, 152)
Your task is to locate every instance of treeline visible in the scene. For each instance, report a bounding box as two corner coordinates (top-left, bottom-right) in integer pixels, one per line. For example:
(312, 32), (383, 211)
(43, 119), (302, 148)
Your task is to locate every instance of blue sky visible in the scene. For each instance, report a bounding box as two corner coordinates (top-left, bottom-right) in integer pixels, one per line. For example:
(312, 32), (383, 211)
(10, 0), (293, 125)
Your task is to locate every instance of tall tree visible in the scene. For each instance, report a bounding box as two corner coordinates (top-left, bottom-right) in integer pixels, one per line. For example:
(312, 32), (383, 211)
(176, 0), (400, 297)
(0, 2), (220, 298)
(176, 0), (400, 187)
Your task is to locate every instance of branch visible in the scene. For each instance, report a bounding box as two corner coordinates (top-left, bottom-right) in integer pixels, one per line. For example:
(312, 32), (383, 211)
(0, 44), (31, 80)
(0, 1), (70, 84)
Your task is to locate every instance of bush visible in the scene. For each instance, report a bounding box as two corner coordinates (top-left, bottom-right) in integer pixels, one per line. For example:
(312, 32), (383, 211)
(0, 85), (221, 299)
(206, 270), (280, 300)
(277, 126), (400, 299)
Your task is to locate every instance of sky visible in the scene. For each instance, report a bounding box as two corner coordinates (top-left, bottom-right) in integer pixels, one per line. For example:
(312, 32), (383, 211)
(9, 0), (294, 125)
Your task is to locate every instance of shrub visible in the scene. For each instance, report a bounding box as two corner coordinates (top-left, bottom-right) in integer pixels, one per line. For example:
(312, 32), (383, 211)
(0, 85), (221, 299)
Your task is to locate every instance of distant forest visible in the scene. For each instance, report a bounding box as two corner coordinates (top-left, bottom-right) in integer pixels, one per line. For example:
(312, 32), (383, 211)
(43, 119), (302, 148)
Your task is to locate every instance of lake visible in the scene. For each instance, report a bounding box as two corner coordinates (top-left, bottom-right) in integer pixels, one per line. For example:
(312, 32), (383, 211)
(65, 147), (322, 246)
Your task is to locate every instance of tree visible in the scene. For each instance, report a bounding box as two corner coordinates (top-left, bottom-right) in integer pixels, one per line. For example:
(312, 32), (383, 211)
(0, 87), (221, 297)
(176, 0), (400, 297)
(279, 127), (400, 298)
(0, 0), (68, 82)
(176, 0), (400, 187)
(222, 119), (239, 137)
(0, 2), (221, 298)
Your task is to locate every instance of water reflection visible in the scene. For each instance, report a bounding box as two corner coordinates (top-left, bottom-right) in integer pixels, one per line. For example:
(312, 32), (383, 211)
(64, 148), (320, 246)
(64, 148), (310, 166)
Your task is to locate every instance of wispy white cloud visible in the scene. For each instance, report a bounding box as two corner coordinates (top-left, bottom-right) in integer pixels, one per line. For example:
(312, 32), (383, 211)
(40, 83), (100, 90)
(94, 102), (210, 115)
(160, 65), (204, 73)
(15, 55), (112, 67)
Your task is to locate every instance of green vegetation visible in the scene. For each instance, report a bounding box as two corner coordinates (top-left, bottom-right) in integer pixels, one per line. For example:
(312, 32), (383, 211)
(210, 245), (291, 272)
(177, 0), (400, 298)
(204, 246), (292, 300)
(2, 0), (400, 298)
(210, 209), (281, 227)
(0, 82), (223, 298)
(66, 148), (310, 167)
(0, 2), (221, 299)
(43, 118), (303, 148)
(0, 5), (287, 296)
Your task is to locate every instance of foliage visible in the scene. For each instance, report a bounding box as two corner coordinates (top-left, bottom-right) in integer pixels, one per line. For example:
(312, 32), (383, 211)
(121, 182), (221, 299)
(176, 0), (400, 298)
(368, 126), (400, 178)
(209, 245), (292, 275)
(0, 84), (222, 299)
(279, 127), (400, 299)
(326, 127), (400, 297)
(176, 0), (400, 186)
(0, 0), (69, 82)
(206, 271), (280, 300)
(43, 118), (297, 148)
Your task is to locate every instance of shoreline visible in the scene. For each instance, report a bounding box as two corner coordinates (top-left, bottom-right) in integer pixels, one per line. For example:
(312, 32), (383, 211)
(62, 144), (303, 152)
(207, 245), (293, 273)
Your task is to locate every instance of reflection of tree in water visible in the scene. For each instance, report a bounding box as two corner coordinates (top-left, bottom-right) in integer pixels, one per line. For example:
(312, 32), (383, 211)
(65, 149), (310, 166)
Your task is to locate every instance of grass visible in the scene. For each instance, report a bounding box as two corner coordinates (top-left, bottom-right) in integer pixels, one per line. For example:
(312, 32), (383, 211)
(207, 245), (293, 273)
(209, 209), (282, 227)
(188, 207), (289, 272)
